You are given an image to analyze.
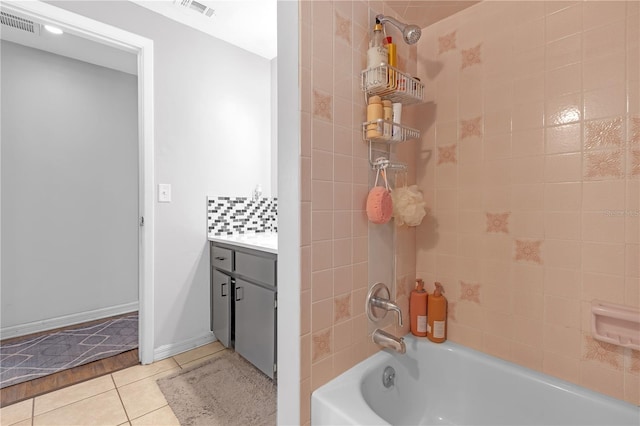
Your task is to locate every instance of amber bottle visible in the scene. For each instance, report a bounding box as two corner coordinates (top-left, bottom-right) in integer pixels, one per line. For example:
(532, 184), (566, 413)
(410, 278), (428, 337)
(427, 282), (447, 343)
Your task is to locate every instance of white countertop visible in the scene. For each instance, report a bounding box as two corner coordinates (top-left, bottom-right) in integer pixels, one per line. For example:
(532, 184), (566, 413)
(208, 232), (278, 254)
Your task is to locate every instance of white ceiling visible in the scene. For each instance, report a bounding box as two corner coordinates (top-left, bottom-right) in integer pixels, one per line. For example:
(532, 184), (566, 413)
(131, 0), (278, 60)
(0, 12), (138, 75)
(0, 1), (476, 75)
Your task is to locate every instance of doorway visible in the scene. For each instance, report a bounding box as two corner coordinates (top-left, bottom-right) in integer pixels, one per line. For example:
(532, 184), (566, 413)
(0, 0), (154, 379)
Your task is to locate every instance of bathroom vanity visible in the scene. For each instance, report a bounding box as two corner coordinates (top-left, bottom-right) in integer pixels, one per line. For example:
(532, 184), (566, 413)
(208, 233), (277, 379)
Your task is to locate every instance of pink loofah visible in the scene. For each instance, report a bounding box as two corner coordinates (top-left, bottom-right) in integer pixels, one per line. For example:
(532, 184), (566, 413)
(366, 186), (393, 224)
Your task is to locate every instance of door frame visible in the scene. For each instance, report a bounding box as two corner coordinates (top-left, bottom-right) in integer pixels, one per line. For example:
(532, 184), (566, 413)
(2, 0), (155, 364)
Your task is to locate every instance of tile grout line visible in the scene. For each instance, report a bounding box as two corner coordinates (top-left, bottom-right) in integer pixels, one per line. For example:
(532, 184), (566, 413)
(112, 374), (131, 425)
(127, 403), (171, 423)
(29, 380), (116, 419)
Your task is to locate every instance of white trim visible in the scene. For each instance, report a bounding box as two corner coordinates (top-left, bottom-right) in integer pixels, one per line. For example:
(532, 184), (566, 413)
(2, 1), (155, 364)
(153, 332), (217, 361)
(276, 1), (300, 424)
(0, 302), (139, 340)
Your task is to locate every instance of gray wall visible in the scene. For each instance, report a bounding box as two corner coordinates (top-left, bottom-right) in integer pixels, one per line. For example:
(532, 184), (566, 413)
(1, 41), (139, 330)
(49, 1), (273, 356)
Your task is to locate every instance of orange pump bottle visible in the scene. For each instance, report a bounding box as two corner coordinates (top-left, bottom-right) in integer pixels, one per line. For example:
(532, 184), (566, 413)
(427, 282), (447, 343)
(410, 279), (428, 337)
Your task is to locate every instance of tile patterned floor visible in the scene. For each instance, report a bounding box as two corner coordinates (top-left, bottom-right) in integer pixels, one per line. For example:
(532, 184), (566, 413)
(0, 341), (225, 426)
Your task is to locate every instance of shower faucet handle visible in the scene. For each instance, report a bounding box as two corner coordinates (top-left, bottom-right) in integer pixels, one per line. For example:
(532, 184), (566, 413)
(366, 282), (403, 327)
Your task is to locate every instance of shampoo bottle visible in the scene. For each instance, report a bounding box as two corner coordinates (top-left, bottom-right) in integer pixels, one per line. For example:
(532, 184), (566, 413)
(427, 282), (447, 343)
(367, 22), (388, 69)
(410, 278), (428, 337)
(366, 96), (383, 138)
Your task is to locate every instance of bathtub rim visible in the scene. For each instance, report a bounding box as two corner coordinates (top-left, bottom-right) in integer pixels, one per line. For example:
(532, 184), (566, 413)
(311, 334), (640, 425)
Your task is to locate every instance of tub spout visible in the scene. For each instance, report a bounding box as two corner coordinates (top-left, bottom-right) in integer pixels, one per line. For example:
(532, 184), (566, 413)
(372, 329), (406, 354)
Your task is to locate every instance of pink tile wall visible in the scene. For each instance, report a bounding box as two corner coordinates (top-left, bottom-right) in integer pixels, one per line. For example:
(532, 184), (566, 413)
(416, 1), (639, 405)
(299, 1), (417, 424)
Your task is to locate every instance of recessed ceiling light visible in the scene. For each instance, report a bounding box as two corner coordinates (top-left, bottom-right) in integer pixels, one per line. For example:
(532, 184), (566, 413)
(44, 24), (63, 35)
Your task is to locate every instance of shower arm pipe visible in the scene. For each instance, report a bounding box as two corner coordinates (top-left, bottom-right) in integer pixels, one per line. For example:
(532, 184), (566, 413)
(375, 14), (422, 45)
(376, 15), (404, 32)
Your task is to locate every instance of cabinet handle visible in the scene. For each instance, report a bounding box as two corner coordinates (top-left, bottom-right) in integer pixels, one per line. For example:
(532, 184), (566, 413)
(235, 286), (243, 301)
(214, 256), (226, 261)
(221, 282), (227, 297)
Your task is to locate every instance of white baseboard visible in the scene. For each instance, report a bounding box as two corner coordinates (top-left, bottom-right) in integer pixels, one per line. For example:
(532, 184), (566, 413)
(153, 332), (217, 361)
(0, 302), (139, 340)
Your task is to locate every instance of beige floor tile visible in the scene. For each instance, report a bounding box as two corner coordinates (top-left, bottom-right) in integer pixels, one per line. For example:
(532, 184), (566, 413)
(6, 419), (31, 426)
(117, 375), (168, 420)
(34, 374), (114, 416)
(0, 398), (32, 426)
(130, 405), (179, 426)
(178, 348), (228, 370)
(33, 389), (127, 426)
(111, 358), (178, 388)
(172, 341), (224, 366)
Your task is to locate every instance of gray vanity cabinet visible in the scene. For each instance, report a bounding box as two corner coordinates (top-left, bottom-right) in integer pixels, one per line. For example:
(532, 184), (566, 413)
(210, 241), (277, 379)
(211, 269), (232, 348)
(234, 278), (276, 378)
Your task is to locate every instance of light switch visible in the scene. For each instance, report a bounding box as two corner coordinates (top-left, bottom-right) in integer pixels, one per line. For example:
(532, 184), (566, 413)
(158, 184), (172, 203)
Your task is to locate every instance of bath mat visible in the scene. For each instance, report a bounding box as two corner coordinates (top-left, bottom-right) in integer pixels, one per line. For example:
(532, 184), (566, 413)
(0, 312), (138, 389)
(157, 350), (276, 426)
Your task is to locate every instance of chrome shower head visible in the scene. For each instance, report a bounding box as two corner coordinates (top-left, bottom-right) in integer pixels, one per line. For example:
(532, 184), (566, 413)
(375, 14), (422, 45)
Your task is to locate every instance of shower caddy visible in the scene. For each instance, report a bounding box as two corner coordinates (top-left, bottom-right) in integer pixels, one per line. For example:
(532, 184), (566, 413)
(361, 64), (424, 173)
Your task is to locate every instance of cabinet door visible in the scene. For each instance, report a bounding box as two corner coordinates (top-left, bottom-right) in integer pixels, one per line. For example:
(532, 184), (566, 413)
(211, 269), (232, 348)
(234, 278), (275, 378)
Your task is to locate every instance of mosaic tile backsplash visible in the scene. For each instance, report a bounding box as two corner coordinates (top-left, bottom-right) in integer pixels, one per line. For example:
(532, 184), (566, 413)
(207, 196), (277, 236)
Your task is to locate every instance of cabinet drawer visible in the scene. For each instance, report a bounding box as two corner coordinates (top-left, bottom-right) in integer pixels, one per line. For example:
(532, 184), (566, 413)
(235, 251), (276, 286)
(211, 246), (233, 271)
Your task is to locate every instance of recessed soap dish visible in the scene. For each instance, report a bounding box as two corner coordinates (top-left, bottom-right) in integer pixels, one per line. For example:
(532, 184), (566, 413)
(591, 300), (640, 350)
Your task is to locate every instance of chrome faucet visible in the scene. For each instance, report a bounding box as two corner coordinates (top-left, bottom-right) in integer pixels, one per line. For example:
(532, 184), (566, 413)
(366, 282), (406, 354)
(373, 329), (406, 354)
(366, 282), (403, 326)
(369, 295), (403, 326)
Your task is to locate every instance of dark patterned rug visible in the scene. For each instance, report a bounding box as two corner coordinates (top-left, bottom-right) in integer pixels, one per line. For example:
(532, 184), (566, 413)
(0, 312), (138, 388)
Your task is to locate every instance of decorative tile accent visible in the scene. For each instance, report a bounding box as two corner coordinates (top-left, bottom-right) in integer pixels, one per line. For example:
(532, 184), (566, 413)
(438, 30), (457, 54)
(461, 43), (482, 69)
(313, 89), (332, 121)
(583, 334), (623, 369)
(335, 11), (351, 44)
(630, 117), (640, 144)
(632, 150), (640, 176)
(630, 350), (640, 374)
(334, 294), (351, 323)
(207, 196), (277, 236)
(460, 116), (483, 139)
(459, 281), (481, 304)
(514, 239), (543, 264)
(585, 150), (624, 178)
(312, 329), (332, 362)
(486, 212), (510, 234)
(585, 118), (624, 149)
(437, 144), (457, 165)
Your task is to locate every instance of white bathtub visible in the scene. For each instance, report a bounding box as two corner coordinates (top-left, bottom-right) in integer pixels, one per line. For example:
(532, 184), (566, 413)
(312, 335), (639, 425)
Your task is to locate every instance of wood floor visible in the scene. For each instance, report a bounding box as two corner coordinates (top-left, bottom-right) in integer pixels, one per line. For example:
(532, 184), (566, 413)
(0, 313), (139, 408)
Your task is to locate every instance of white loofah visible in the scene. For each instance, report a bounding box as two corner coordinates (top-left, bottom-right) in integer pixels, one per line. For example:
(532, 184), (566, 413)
(391, 185), (427, 227)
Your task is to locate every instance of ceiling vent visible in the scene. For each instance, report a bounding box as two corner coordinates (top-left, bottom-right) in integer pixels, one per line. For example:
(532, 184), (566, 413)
(0, 11), (41, 35)
(174, 0), (215, 18)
